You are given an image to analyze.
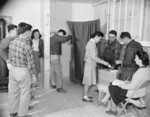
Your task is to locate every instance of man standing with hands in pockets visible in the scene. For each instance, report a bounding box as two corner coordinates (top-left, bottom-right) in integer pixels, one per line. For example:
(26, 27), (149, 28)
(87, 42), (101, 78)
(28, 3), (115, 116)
(8, 22), (37, 117)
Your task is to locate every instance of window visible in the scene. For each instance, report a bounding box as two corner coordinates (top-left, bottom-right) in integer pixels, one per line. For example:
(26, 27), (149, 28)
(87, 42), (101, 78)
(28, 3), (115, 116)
(142, 0), (150, 42)
(109, 0), (145, 42)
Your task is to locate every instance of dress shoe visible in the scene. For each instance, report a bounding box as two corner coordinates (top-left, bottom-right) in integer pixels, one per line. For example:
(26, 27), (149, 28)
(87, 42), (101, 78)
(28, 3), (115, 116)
(51, 85), (56, 89)
(57, 88), (67, 93)
(106, 109), (117, 116)
(30, 95), (36, 100)
(88, 96), (93, 99)
(28, 106), (34, 110)
(82, 98), (93, 103)
(10, 113), (18, 117)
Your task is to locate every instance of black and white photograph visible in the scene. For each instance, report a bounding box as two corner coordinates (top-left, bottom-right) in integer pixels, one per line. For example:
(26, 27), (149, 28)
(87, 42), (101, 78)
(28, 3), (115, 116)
(0, 0), (150, 117)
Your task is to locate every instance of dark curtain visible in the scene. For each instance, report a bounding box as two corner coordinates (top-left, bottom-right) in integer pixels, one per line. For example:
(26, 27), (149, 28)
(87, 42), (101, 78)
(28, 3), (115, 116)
(67, 19), (100, 82)
(0, 18), (6, 41)
(0, 18), (8, 79)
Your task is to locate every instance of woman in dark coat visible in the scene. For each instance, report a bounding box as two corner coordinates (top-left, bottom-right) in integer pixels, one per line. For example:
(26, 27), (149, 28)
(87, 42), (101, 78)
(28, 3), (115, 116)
(31, 29), (44, 84)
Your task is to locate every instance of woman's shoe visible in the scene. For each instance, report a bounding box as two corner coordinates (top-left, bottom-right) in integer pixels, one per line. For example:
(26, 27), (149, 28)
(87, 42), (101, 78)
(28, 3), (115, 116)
(51, 85), (56, 89)
(106, 109), (117, 116)
(82, 97), (93, 102)
(10, 113), (18, 117)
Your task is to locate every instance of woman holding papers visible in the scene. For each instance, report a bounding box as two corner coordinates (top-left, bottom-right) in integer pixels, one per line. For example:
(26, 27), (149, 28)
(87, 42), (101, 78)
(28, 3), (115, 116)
(106, 50), (150, 115)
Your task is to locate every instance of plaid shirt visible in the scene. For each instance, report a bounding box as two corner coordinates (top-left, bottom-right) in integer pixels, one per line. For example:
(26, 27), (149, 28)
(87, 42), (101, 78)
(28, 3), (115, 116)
(50, 34), (72, 55)
(9, 37), (37, 75)
(103, 39), (121, 66)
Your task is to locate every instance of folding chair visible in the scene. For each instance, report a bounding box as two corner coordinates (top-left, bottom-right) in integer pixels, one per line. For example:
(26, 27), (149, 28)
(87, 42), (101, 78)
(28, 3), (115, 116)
(117, 80), (150, 117)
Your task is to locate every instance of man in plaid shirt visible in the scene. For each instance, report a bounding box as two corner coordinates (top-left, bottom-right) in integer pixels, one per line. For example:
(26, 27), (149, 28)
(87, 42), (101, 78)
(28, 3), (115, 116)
(8, 22), (36, 117)
(103, 30), (121, 69)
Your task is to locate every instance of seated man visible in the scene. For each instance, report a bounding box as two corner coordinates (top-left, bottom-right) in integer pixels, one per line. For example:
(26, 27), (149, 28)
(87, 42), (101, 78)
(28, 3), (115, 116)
(106, 50), (150, 116)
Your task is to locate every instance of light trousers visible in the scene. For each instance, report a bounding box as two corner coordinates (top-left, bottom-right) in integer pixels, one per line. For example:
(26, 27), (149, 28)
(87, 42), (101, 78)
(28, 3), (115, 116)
(8, 66), (31, 116)
(50, 59), (63, 88)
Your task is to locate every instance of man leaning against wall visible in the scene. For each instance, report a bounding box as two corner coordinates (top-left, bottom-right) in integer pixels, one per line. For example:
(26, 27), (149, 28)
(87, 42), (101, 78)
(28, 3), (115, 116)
(50, 29), (72, 93)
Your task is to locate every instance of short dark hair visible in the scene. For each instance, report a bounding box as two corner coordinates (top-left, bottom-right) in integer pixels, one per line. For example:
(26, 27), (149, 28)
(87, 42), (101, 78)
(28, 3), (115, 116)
(120, 32), (132, 39)
(109, 30), (117, 36)
(136, 50), (149, 66)
(57, 29), (66, 36)
(7, 24), (17, 32)
(31, 29), (42, 39)
(90, 31), (104, 38)
(17, 22), (32, 34)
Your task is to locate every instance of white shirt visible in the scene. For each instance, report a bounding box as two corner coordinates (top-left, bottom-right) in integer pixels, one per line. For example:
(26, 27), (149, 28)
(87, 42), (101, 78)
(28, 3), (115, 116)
(32, 39), (39, 51)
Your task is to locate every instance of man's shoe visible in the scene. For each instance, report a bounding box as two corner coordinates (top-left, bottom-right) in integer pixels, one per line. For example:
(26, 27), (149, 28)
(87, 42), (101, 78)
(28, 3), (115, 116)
(106, 109), (117, 116)
(51, 85), (56, 89)
(88, 96), (93, 99)
(82, 98), (93, 103)
(28, 106), (34, 110)
(10, 113), (18, 117)
(57, 88), (67, 93)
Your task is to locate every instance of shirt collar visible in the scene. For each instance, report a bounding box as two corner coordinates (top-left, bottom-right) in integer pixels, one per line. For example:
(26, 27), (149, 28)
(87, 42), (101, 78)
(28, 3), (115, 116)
(91, 39), (96, 44)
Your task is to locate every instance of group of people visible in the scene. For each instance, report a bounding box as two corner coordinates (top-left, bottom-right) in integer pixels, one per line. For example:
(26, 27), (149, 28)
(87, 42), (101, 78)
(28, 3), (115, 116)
(82, 30), (150, 116)
(0, 22), (44, 117)
(0, 22), (150, 117)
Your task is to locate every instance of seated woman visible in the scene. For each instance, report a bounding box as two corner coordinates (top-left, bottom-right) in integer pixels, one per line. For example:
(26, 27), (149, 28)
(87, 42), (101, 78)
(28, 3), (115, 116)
(106, 50), (150, 115)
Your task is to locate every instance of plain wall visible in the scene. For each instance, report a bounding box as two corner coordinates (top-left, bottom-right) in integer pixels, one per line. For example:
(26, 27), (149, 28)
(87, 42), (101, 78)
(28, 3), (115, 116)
(0, 0), (96, 80)
(0, 0), (42, 30)
(50, 1), (95, 79)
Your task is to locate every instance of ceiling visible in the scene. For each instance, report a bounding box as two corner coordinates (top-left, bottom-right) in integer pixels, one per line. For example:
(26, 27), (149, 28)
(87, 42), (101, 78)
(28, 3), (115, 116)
(51, 0), (103, 4)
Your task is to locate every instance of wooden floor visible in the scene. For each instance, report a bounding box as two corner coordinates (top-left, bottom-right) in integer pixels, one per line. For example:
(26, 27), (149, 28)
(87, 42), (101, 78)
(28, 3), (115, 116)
(0, 80), (138, 117)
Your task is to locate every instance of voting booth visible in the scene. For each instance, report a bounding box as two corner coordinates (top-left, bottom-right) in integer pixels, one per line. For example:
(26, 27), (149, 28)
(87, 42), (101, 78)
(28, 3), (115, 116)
(97, 69), (118, 98)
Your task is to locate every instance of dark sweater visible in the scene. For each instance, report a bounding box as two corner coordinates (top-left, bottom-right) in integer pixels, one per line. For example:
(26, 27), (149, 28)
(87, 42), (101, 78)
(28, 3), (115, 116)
(50, 34), (72, 55)
(0, 36), (15, 61)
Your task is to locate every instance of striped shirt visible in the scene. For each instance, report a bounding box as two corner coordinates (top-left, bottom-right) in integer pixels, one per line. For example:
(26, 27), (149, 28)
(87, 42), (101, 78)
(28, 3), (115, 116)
(9, 37), (37, 75)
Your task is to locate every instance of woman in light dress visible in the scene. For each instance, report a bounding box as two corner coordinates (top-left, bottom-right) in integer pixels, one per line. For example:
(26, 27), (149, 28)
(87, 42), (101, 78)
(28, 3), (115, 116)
(82, 31), (110, 102)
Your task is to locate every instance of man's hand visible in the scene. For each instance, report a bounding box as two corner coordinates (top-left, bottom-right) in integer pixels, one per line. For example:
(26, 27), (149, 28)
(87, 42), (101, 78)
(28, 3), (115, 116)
(6, 60), (12, 70)
(7, 63), (12, 70)
(116, 60), (122, 65)
(104, 61), (111, 67)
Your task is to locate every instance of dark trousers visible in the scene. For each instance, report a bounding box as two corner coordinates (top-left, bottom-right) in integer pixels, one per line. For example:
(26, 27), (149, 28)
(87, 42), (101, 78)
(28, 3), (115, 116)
(0, 57), (8, 78)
